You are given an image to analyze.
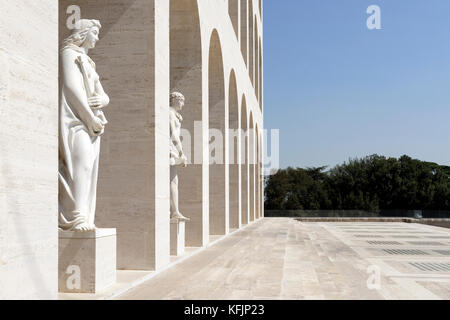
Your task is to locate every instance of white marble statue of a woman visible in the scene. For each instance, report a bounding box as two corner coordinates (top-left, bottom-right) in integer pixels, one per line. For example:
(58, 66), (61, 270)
(59, 19), (110, 232)
(170, 92), (190, 221)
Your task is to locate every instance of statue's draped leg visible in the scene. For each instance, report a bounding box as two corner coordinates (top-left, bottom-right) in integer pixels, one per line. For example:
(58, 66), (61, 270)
(59, 82), (101, 231)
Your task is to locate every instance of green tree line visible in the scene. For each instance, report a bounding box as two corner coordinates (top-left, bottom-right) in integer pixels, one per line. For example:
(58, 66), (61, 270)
(265, 155), (450, 212)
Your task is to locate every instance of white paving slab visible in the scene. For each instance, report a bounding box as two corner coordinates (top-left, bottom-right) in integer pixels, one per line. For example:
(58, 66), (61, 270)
(118, 218), (450, 300)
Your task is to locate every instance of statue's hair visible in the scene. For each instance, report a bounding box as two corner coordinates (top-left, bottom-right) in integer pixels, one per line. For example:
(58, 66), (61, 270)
(170, 92), (185, 107)
(62, 19), (102, 49)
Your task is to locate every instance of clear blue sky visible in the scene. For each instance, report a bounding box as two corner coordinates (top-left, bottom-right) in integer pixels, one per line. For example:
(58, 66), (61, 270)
(263, 0), (450, 170)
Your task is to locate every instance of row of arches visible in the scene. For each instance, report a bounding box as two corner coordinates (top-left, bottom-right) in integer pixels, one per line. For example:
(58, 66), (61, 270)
(210, 33), (264, 234)
(229, 0), (263, 110)
(170, 0), (263, 247)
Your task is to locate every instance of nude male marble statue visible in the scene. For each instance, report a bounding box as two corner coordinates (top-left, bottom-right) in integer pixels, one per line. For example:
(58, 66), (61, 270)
(169, 92), (190, 222)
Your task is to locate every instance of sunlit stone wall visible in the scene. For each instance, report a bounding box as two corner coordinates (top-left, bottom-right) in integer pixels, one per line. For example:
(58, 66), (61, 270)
(0, 0), (58, 300)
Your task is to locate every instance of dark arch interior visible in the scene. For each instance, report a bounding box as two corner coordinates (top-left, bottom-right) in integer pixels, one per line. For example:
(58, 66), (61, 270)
(241, 96), (249, 225)
(229, 71), (240, 229)
(209, 30), (227, 236)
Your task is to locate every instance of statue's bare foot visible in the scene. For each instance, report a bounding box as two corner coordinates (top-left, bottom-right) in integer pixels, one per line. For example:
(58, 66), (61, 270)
(73, 222), (95, 232)
(171, 212), (190, 222)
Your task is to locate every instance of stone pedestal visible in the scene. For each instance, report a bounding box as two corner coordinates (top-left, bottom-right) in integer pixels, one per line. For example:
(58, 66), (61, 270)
(170, 220), (186, 256)
(58, 229), (117, 294)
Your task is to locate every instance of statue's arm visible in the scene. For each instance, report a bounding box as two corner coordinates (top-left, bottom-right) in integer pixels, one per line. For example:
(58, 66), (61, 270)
(61, 50), (96, 125)
(169, 115), (184, 156)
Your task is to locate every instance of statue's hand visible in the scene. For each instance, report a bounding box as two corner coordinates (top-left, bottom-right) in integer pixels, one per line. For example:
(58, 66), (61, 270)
(88, 116), (105, 136)
(88, 94), (109, 109)
(180, 154), (188, 168)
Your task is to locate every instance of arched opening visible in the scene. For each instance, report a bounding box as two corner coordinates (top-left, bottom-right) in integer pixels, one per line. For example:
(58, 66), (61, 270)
(229, 0), (239, 39)
(240, 0), (248, 65)
(255, 124), (260, 219)
(260, 132), (264, 218)
(248, 0), (254, 84)
(255, 17), (259, 101)
(170, 0), (206, 247)
(240, 96), (249, 225)
(259, 37), (263, 109)
(249, 112), (255, 222)
(228, 70), (240, 230)
(209, 30), (227, 236)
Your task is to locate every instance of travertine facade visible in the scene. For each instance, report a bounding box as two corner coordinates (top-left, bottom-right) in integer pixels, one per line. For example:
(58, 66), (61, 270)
(0, 0), (263, 299)
(0, 0), (59, 300)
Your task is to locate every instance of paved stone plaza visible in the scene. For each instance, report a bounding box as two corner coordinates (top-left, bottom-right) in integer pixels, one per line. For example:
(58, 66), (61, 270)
(119, 218), (450, 300)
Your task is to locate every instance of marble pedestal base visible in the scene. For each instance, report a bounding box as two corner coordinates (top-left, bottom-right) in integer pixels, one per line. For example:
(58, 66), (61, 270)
(58, 228), (117, 294)
(170, 220), (185, 256)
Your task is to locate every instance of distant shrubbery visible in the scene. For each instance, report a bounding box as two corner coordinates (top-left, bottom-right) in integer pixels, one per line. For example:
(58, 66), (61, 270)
(264, 155), (450, 212)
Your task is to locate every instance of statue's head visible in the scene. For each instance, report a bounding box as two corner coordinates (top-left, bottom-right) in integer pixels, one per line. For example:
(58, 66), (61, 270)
(63, 19), (102, 50)
(170, 92), (185, 111)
